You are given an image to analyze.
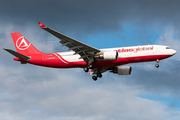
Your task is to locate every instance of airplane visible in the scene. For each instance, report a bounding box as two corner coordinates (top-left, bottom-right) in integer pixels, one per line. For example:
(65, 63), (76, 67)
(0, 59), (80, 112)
(4, 22), (177, 81)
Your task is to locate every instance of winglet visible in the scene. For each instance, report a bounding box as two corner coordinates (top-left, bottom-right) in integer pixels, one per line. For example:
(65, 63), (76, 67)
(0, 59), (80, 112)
(38, 22), (47, 28)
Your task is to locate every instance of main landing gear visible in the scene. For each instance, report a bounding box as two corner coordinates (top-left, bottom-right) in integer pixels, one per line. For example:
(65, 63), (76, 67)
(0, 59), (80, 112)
(92, 73), (102, 81)
(155, 59), (160, 68)
(83, 64), (94, 72)
(92, 76), (97, 81)
(83, 67), (89, 72)
(83, 61), (102, 81)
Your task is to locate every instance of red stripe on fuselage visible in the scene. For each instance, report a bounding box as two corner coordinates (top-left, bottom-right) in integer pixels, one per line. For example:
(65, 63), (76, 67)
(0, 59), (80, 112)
(54, 53), (69, 64)
(14, 53), (172, 69)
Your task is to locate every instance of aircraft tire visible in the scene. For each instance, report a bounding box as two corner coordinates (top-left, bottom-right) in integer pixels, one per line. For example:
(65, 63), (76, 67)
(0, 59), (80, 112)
(92, 76), (97, 81)
(97, 73), (102, 78)
(155, 64), (159, 68)
(84, 67), (89, 72)
(88, 64), (94, 69)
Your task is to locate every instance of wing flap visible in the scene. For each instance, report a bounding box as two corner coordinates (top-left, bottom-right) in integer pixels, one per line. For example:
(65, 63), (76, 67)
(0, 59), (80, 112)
(61, 41), (73, 47)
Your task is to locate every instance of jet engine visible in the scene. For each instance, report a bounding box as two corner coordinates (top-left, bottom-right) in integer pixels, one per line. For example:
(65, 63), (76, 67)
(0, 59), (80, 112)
(94, 51), (118, 60)
(111, 66), (132, 75)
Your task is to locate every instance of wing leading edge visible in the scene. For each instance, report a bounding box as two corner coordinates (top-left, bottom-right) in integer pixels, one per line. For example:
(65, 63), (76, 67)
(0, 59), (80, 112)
(38, 22), (100, 62)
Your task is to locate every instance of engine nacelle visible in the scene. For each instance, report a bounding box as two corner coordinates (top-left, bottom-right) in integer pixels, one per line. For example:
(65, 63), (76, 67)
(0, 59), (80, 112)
(94, 51), (118, 60)
(111, 66), (132, 75)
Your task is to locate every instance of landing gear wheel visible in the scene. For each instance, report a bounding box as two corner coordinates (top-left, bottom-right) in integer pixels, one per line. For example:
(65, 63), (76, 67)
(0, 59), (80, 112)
(97, 73), (102, 78)
(92, 76), (97, 81)
(155, 64), (159, 68)
(84, 67), (89, 72)
(88, 64), (94, 69)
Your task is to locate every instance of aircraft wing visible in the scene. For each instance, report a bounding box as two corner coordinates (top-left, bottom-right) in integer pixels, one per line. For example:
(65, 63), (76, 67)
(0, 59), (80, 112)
(38, 22), (100, 62)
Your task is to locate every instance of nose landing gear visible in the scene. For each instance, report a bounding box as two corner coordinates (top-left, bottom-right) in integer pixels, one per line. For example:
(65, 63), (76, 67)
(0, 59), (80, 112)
(155, 64), (159, 68)
(155, 59), (160, 68)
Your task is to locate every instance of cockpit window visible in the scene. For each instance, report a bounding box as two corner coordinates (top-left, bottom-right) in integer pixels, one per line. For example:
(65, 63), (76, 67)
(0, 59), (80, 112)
(166, 47), (171, 49)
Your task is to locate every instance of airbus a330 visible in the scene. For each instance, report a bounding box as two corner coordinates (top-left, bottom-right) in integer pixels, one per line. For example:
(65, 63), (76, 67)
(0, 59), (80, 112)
(4, 22), (177, 81)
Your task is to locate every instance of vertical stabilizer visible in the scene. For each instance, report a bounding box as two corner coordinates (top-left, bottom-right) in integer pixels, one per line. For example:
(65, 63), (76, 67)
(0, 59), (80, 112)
(11, 33), (42, 56)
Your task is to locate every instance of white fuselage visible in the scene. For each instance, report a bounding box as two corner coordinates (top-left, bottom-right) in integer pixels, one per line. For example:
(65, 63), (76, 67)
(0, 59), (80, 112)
(58, 45), (176, 62)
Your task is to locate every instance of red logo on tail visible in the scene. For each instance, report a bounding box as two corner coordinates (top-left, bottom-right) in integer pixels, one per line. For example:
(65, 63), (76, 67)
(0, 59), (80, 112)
(16, 36), (31, 50)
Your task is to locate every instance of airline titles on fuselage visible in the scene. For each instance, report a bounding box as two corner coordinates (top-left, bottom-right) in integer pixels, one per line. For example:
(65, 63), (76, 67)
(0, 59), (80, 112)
(115, 46), (153, 53)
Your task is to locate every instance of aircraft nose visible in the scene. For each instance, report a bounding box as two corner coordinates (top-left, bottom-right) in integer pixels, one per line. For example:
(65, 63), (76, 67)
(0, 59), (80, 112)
(172, 49), (177, 55)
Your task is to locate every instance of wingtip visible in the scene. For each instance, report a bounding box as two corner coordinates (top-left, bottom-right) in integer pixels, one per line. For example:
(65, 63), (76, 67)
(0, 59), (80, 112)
(38, 22), (47, 28)
(3, 48), (8, 51)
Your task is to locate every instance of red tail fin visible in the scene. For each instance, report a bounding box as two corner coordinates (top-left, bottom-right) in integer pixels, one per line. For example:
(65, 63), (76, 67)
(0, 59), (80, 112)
(11, 33), (42, 56)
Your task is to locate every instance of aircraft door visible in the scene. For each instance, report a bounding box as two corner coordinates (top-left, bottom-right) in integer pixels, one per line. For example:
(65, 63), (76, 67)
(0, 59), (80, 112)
(42, 54), (47, 61)
(155, 46), (160, 54)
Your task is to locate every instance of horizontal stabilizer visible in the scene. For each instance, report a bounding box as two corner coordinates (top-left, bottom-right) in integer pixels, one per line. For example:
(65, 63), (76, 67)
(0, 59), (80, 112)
(3, 48), (30, 61)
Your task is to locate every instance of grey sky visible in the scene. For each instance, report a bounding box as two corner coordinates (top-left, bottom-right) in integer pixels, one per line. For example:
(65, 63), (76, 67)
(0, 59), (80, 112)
(1, 0), (180, 120)
(1, 0), (180, 32)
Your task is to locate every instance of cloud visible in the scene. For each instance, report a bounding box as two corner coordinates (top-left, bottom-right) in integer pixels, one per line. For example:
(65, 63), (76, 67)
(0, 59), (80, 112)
(157, 26), (180, 59)
(124, 60), (180, 95)
(1, 0), (180, 120)
(0, 63), (176, 120)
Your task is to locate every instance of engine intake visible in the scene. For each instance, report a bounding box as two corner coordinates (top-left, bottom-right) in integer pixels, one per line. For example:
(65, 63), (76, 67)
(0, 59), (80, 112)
(94, 51), (118, 60)
(111, 66), (132, 75)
